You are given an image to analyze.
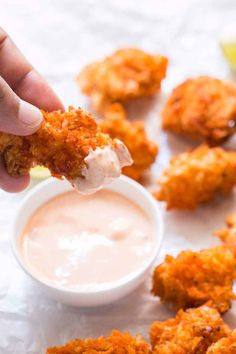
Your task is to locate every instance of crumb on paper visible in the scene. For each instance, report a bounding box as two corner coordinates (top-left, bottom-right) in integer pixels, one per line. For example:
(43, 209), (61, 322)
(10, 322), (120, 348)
(215, 213), (236, 258)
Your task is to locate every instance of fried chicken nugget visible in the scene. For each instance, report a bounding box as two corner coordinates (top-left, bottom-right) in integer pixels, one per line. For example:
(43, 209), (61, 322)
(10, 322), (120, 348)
(215, 213), (236, 257)
(77, 48), (168, 115)
(150, 304), (231, 354)
(206, 330), (236, 354)
(0, 107), (132, 193)
(154, 145), (236, 210)
(162, 76), (236, 145)
(103, 102), (128, 121)
(99, 112), (158, 181)
(47, 330), (150, 354)
(152, 246), (236, 314)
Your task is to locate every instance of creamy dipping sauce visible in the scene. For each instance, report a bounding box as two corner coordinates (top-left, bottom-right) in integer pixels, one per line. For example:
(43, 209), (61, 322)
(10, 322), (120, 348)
(72, 140), (132, 194)
(20, 190), (154, 291)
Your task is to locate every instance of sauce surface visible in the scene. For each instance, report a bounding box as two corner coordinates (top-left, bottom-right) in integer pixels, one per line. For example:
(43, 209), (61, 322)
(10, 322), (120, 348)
(72, 141), (132, 194)
(20, 190), (154, 291)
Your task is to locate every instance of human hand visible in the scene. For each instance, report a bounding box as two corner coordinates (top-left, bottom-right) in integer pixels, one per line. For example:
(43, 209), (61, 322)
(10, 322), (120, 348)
(0, 27), (64, 192)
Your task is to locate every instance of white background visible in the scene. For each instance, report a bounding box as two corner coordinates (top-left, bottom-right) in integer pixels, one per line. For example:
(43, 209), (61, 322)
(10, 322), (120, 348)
(0, 0), (236, 353)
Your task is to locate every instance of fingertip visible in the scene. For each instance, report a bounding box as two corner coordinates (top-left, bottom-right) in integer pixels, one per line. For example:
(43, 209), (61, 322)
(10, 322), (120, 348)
(0, 77), (43, 136)
(4, 175), (30, 193)
(0, 157), (30, 192)
(18, 100), (43, 135)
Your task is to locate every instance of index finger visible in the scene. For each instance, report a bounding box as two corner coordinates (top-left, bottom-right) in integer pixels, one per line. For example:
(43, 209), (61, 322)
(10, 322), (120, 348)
(0, 28), (64, 112)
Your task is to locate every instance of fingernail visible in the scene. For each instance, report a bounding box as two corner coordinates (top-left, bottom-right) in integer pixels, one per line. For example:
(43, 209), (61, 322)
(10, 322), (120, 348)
(18, 100), (43, 129)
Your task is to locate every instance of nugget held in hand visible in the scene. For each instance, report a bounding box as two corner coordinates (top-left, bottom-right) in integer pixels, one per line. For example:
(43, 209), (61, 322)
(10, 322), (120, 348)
(206, 330), (236, 354)
(154, 145), (236, 209)
(215, 213), (236, 257)
(150, 304), (230, 354)
(152, 246), (236, 314)
(162, 76), (236, 145)
(99, 113), (158, 181)
(0, 107), (132, 194)
(78, 48), (168, 114)
(47, 330), (150, 354)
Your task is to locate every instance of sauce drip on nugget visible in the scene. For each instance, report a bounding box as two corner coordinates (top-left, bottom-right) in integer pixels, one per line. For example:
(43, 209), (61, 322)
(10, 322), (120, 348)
(0, 106), (132, 194)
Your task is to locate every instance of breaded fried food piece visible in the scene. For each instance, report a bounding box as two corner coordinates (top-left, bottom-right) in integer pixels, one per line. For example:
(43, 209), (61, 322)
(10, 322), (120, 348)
(0, 107), (132, 193)
(162, 76), (236, 145)
(206, 330), (236, 354)
(47, 330), (150, 354)
(78, 48), (168, 114)
(99, 113), (158, 181)
(103, 102), (127, 121)
(150, 304), (231, 354)
(154, 145), (236, 209)
(152, 246), (236, 314)
(215, 213), (236, 257)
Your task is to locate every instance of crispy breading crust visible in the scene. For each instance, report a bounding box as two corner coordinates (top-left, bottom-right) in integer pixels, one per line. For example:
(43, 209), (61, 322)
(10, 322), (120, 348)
(162, 76), (236, 145)
(0, 107), (112, 180)
(99, 113), (158, 181)
(77, 48), (168, 115)
(152, 246), (236, 314)
(206, 330), (236, 354)
(47, 330), (150, 354)
(150, 304), (231, 354)
(103, 102), (128, 121)
(215, 213), (236, 258)
(154, 145), (236, 210)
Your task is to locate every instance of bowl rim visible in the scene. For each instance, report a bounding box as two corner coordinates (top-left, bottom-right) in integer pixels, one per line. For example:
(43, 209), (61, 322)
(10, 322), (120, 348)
(11, 175), (163, 295)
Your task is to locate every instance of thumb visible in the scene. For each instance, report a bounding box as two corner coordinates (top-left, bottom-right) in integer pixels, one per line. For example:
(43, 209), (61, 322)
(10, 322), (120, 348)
(0, 76), (43, 136)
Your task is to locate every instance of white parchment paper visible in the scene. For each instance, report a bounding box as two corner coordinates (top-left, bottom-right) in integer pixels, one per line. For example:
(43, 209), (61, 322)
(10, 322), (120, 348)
(0, 0), (236, 353)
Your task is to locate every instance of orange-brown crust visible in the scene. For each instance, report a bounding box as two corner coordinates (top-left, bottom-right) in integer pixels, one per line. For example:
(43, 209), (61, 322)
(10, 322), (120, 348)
(162, 76), (236, 145)
(78, 48), (168, 115)
(152, 246), (236, 314)
(215, 213), (236, 258)
(103, 103), (128, 121)
(99, 113), (158, 181)
(0, 107), (112, 180)
(154, 145), (236, 210)
(206, 330), (236, 353)
(150, 304), (231, 354)
(47, 330), (150, 354)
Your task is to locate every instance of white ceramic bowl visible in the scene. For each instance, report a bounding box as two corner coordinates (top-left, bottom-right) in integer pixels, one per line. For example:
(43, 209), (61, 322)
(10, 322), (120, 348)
(11, 176), (163, 307)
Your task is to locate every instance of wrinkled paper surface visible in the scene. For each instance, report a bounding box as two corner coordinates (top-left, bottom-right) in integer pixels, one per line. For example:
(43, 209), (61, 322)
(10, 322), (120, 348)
(0, 0), (236, 353)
